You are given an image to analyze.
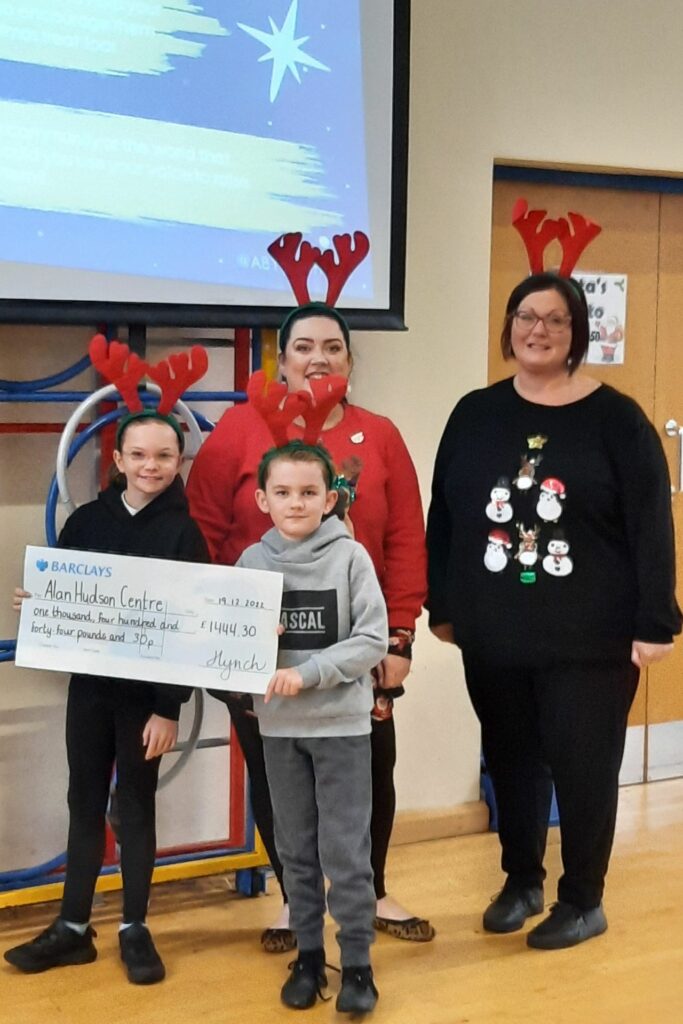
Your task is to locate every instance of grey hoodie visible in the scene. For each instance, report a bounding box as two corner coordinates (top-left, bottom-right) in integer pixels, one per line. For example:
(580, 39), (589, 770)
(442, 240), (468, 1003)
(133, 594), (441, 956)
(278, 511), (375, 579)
(237, 517), (388, 738)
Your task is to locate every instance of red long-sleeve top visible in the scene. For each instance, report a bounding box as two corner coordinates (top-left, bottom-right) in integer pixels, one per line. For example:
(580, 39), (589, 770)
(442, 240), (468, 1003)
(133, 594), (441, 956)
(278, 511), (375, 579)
(186, 402), (427, 631)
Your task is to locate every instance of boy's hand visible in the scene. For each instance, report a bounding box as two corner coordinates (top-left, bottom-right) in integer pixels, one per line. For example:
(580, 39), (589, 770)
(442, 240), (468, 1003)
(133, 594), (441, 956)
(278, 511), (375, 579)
(13, 588), (31, 612)
(264, 668), (304, 703)
(142, 714), (178, 760)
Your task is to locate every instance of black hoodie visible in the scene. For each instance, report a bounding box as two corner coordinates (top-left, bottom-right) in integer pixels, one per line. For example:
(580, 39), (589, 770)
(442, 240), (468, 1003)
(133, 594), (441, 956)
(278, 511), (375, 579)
(58, 476), (209, 719)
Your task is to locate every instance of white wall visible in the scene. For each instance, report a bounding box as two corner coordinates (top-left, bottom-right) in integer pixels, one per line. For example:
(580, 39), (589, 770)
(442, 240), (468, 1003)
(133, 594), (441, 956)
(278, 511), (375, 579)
(4, 0), (683, 871)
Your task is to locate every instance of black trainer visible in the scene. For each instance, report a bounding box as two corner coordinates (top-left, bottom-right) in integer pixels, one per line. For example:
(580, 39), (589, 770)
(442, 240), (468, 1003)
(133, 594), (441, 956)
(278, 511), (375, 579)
(281, 948), (328, 1009)
(526, 901), (608, 950)
(119, 923), (165, 984)
(336, 966), (379, 1015)
(483, 884), (544, 933)
(4, 918), (97, 973)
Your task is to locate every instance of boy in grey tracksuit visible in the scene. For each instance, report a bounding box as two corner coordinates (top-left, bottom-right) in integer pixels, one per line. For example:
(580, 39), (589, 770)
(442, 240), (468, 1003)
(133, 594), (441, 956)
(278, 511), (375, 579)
(238, 442), (388, 1014)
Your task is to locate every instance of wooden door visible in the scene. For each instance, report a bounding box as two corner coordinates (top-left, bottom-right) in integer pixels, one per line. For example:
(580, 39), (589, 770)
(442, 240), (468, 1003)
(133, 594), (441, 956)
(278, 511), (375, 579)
(489, 177), (683, 782)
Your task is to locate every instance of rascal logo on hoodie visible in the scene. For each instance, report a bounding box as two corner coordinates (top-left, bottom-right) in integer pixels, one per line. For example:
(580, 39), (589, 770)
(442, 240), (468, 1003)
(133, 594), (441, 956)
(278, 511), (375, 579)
(279, 589), (338, 650)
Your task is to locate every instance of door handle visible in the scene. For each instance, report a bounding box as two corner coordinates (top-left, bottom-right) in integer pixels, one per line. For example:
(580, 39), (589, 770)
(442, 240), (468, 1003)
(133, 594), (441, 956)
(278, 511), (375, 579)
(665, 419), (683, 494)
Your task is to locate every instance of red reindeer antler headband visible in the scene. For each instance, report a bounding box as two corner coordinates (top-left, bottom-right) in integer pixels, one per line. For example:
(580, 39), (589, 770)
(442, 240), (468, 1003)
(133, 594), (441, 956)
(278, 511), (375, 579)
(88, 334), (149, 412)
(267, 230), (370, 305)
(511, 198), (602, 276)
(147, 348), (209, 415)
(247, 369), (348, 447)
(88, 334), (208, 448)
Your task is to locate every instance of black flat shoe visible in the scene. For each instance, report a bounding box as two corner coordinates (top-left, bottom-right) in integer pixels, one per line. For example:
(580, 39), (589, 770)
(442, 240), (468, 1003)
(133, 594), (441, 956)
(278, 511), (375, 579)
(336, 965), (378, 1015)
(527, 901), (607, 950)
(281, 948), (328, 1009)
(483, 885), (544, 933)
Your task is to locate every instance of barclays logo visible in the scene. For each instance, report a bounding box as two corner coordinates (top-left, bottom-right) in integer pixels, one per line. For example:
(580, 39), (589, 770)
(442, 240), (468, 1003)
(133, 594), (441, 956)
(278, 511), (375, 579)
(41, 560), (113, 578)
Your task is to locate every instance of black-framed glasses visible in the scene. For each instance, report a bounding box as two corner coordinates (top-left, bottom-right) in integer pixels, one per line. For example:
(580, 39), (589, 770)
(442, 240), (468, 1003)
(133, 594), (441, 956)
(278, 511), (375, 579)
(513, 311), (572, 335)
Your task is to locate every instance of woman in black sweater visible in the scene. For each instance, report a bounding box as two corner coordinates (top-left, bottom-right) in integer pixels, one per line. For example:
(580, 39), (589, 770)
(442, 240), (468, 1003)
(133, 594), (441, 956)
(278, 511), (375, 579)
(427, 273), (681, 949)
(5, 412), (208, 983)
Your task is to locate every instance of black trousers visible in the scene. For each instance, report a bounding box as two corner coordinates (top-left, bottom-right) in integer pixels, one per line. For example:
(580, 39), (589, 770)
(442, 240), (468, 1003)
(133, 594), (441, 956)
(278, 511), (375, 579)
(61, 676), (161, 924)
(463, 653), (639, 909)
(219, 693), (397, 901)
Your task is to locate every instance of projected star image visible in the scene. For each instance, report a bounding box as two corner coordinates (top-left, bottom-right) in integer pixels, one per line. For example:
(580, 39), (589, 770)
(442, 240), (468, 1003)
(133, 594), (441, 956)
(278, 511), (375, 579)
(238, 0), (330, 102)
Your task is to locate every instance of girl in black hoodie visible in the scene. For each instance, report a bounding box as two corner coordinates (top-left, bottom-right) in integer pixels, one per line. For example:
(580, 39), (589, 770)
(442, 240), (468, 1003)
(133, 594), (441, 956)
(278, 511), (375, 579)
(5, 412), (208, 985)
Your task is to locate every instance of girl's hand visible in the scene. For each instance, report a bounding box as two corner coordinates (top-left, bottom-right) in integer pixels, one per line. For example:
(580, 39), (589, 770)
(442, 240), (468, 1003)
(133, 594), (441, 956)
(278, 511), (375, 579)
(142, 714), (178, 760)
(264, 668), (304, 703)
(13, 588), (31, 612)
(631, 640), (674, 668)
(375, 653), (411, 689)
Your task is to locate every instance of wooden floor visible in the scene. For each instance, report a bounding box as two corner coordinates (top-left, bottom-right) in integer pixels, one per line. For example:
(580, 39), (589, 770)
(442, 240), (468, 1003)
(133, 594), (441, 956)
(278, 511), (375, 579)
(2, 779), (683, 1024)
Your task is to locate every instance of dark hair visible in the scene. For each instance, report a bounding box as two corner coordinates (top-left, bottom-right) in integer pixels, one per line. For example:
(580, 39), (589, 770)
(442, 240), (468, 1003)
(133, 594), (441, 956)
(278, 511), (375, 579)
(111, 412), (183, 488)
(278, 302), (351, 353)
(115, 410), (185, 452)
(257, 440), (336, 490)
(500, 272), (590, 375)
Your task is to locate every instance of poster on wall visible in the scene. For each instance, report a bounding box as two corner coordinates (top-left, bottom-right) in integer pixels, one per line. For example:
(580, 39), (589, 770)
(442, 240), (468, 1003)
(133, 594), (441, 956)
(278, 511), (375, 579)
(575, 272), (628, 365)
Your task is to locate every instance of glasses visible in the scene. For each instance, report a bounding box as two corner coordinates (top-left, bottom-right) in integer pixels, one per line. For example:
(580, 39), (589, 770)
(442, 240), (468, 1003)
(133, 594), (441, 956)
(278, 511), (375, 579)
(513, 311), (572, 335)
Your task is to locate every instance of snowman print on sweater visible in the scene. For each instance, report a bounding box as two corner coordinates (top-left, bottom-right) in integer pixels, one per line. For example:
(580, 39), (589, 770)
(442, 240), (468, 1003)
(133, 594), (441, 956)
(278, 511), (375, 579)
(486, 477), (513, 523)
(482, 433), (573, 580)
(484, 529), (513, 572)
(536, 478), (566, 522)
(542, 531), (574, 577)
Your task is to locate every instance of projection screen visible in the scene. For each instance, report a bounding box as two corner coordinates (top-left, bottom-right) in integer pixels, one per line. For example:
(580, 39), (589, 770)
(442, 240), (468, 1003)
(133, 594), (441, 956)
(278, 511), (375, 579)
(0, 0), (409, 328)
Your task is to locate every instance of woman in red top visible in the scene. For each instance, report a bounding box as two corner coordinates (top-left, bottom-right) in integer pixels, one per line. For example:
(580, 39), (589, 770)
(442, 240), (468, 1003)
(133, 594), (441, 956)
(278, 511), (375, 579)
(186, 303), (432, 949)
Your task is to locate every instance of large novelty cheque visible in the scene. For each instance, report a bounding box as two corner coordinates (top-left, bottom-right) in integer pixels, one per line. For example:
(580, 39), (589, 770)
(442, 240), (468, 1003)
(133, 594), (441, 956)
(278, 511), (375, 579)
(15, 546), (283, 694)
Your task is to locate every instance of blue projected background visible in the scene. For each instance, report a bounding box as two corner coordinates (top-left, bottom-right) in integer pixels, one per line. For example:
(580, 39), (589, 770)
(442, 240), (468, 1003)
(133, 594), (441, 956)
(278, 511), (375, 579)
(0, 1), (399, 317)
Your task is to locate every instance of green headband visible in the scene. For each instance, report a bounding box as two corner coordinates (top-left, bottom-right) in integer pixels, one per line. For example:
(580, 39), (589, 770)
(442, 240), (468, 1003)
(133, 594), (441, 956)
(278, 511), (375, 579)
(257, 440), (336, 490)
(115, 409), (185, 452)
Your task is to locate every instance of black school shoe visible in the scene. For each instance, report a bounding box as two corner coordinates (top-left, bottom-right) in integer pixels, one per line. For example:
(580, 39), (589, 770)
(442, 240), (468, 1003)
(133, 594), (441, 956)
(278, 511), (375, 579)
(281, 948), (328, 1009)
(281, 947), (328, 1009)
(483, 884), (544, 933)
(4, 918), (97, 973)
(119, 923), (165, 984)
(336, 966), (379, 1015)
(526, 901), (608, 949)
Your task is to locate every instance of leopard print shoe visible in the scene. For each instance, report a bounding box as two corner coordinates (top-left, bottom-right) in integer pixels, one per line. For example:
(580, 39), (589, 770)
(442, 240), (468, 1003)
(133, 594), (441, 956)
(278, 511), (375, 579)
(373, 916), (436, 942)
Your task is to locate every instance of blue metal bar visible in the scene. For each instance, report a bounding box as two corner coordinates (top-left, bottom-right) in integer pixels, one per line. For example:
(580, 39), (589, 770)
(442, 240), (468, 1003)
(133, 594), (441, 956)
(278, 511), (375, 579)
(0, 852), (67, 884)
(0, 842), (262, 891)
(0, 356), (91, 393)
